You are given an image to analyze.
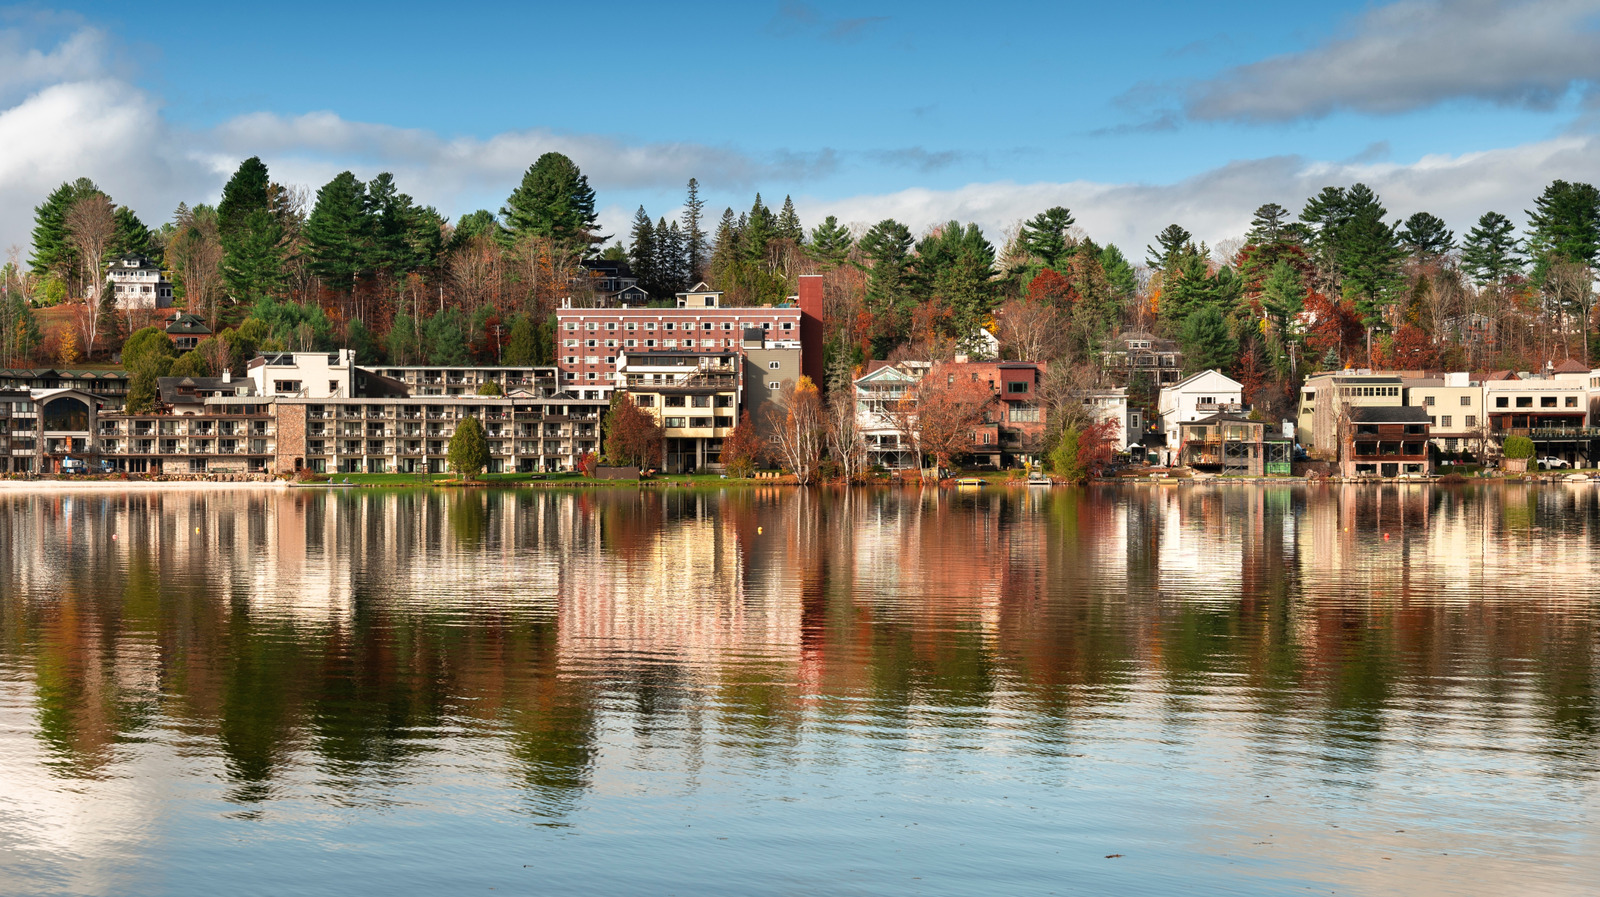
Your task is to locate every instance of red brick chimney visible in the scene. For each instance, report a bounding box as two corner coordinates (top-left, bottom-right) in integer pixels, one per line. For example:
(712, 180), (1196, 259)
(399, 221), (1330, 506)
(798, 274), (825, 387)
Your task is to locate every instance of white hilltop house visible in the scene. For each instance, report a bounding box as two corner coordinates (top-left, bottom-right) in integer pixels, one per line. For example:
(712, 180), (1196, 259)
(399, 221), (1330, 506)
(106, 254), (173, 310)
(1158, 369), (1244, 464)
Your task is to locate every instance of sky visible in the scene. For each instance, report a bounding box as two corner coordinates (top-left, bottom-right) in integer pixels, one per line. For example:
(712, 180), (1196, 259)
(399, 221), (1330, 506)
(4, 0), (1600, 260)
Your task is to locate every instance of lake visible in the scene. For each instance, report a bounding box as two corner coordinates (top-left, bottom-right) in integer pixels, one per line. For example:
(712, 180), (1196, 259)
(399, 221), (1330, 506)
(1, 484), (1597, 896)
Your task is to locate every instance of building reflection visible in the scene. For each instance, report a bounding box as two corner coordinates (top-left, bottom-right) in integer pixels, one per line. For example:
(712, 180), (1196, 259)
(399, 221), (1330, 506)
(0, 483), (1596, 822)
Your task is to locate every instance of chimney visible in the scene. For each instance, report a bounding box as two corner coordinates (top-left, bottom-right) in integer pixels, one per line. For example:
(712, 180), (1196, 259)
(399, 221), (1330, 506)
(222, 368), (232, 384)
(798, 274), (825, 387)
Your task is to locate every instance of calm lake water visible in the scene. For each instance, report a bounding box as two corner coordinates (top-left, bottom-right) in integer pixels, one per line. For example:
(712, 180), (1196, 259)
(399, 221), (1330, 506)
(1, 484), (1597, 896)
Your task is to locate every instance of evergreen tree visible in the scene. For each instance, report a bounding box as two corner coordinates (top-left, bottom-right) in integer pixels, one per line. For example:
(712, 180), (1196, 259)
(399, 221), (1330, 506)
(110, 206), (158, 261)
(304, 171), (372, 293)
(1160, 251), (1218, 325)
(657, 219), (687, 294)
(1246, 203), (1295, 246)
(681, 178), (708, 283)
(1260, 261), (1304, 335)
(1298, 186), (1353, 292)
(1099, 243), (1136, 298)
(708, 208), (741, 291)
(217, 157), (284, 303)
(1399, 211), (1455, 262)
(1338, 184), (1403, 326)
(503, 313), (538, 365)
(1179, 305), (1237, 374)
(425, 308), (469, 365)
(126, 372), (160, 414)
(501, 152), (600, 251)
(1525, 179), (1600, 282)
(367, 172), (438, 276)
(388, 314), (422, 364)
(447, 416), (489, 480)
(776, 195), (804, 243)
(121, 326), (177, 379)
(742, 194), (774, 264)
(30, 177), (101, 281)
(169, 351), (211, 378)
(858, 219), (915, 357)
(1461, 211), (1525, 288)
(450, 209), (503, 250)
(346, 318), (379, 364)
(627, 207), (657, 295)
(1020, 207), (1076, 269)
(914, 221), (996, 347)
(1146, 223), (1193, 271)
(809, 216), (853, 266)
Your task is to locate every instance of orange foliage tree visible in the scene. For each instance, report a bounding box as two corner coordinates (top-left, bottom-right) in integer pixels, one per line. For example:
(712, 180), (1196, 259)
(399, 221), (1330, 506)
(913, 363), (995, 473)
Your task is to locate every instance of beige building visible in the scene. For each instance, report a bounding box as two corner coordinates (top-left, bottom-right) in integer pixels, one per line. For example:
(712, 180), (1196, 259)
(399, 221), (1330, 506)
(1403, 374), (1486, 457)
(615, 348), (741, 473)
(1297, 371), (1403, 459)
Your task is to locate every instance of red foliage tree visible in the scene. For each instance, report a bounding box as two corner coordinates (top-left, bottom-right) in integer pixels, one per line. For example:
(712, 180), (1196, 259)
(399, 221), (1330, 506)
(1076, 418), (1119, 475)
(1026, 268), (1079, 308)
(1384, 323), (1438, 371)
(721, 410), (766, 478)
(1302, 291), (1366, 367)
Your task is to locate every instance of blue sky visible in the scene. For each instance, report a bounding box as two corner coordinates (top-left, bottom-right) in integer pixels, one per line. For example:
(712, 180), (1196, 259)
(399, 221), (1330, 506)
(4, 1), (1600, 257)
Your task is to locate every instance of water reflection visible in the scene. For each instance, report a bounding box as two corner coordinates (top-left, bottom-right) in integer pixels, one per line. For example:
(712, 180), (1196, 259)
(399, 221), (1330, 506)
(1, 484), (1597, 895)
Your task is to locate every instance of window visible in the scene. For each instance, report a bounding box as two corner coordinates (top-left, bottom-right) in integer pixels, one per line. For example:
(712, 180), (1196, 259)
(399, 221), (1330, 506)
(646, 323), (656, 331)
(627, 322), (637, 331)
(1423, 395), (1434, 406)
(722, 322), (733, 330)
(645, 339), (657, 347)
(564, 356), (576, 365)
(665, 396), (686, 407)
(1441, 415), (1452, 428)
(1199, 396), (1214, 405)
(1460, 395), (1471, 406)
(1009, 404), (1040, 423)
(781, 322), (793, 330)
(564, 339), (578, 348)
(1541, 396), (1557, 408)
(1466, 415), (1477, 427)
(1567, 396), (1579, 407)
(714, 395), (732, 407)
(703, 322), (714, 330)
(1516, 397), (1532, 408)
(1496, 397), (1509, 408)
(1006, 381), (1029, 394)
(586, 322), (598, 331)
(565, 322), (577, 331)
(769, 381), (781, 389)
(664, 322), (675, 330)
(691, 396), (710, 408)
(664, 417), (686, 428)
(606, 322), (616, 331)
(586, 339), (597, 348)
(635, 395), (654, 407)
(767, 360), (781, 370)
(626, 339), (637, 347)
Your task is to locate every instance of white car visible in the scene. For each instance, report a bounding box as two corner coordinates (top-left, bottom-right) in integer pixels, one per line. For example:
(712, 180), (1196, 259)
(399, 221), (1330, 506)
(1538, 456), (1570, 470)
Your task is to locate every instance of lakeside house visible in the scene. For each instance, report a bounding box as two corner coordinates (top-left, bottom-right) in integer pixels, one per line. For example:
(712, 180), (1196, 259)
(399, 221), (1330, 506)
(1177, 413), (1292, 475)
(1157, 370), (1244, 464)
(106, 254), (174, 310)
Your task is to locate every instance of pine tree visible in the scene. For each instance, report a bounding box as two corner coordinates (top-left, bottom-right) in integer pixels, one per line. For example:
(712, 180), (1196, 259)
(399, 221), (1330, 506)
(1399, 212), (1455, 263)
(1146, 224), (1193, 272)
(708, 208), (742, 291)
(1020, 207), (1076, 269)
(425, 308), (469, 365)
(1099, 244), (1136, 298)
(217, 157), (284, 303)
(1260, 261), (1304, 335)
(503, 314), (538, 365)
(304, 171), (372, 293)
(858, 219), (915, 357)
(448, 416), (489, 480)
(1179, 305), (1237, 374)
(776, 196), (804, 243)
(627, 207), (657, 296)
(1525, 180), (1600, 283)
(657, 219), (687, 294)
(1298, 186), (1353, 293)
(743, 194), (774, 265)
(1246, 203), (1294, 246)
(110, 206), (158, 261)
(30, 178), (101, 281)
(809, 216), (853, 266)
(682, 178), (708, 283)
(1461, 211), (1524, 288)
(501, 152), (600, 252)
(1338, 184), (1403, 327)
(914, 221), (996, 348)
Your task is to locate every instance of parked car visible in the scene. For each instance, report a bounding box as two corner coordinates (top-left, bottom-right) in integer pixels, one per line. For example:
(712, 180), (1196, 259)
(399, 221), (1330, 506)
(1538, 456), (1571, 470)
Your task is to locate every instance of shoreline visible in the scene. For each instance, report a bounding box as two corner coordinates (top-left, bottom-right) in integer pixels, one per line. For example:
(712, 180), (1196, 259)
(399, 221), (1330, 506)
(0, 479), (292, 493)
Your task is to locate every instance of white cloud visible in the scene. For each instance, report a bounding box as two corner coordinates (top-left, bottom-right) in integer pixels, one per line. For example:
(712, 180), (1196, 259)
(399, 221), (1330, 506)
(803, 136), (1600, 254)
(1179, 0), (1600, 122)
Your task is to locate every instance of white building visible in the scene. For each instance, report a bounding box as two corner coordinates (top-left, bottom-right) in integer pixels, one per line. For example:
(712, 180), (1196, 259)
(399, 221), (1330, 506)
(853, 360), (929, 469)
(106, 255), (173, 310)
(247, 351), (365, 399)
(1158, 370), (1244, 464)
(1083, 388), (1130, 450)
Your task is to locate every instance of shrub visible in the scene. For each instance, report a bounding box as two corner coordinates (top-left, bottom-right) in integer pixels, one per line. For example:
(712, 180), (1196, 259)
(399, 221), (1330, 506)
(1502, 435), (1535, 460)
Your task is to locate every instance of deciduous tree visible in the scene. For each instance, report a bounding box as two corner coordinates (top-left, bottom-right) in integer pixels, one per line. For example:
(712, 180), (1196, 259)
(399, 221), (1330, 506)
(766, 376), (825, 484)
(602, 393), (663, 469)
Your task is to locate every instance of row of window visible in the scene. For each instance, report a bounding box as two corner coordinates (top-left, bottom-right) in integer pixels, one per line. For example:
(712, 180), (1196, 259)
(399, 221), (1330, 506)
(1493, 395), (1580, 408)
(1419, 395), (1474, 406)
(1339, 386), (1401, 397)
(565, 321), (795, 332)
(1428, 415), (1478, 429)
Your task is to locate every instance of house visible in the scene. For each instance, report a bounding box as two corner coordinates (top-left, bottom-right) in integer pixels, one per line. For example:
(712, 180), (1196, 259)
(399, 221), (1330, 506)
(247, 350), (407, 400)
(1342, 406), (1432, 477)
(106, 254), (173, 310)
(615, 348), (741, 473)
(1101, 331), (1183, 386)
(165, 314), (212, 352)
(1297, 371), (1403, 460)
(576, 260), (651, 306)
(1157, 370), (1243, 464)
(853, 361), (927, 469)
(1177, 413), (1292, 475)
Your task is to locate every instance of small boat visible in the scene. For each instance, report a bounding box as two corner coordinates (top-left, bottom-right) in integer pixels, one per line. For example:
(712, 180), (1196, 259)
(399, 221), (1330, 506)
(955, 477), (987, 487)
(1027, 473), (1051, 486)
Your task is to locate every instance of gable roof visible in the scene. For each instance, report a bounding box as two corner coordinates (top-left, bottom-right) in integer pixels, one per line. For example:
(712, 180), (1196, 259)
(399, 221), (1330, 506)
(1552, 358), (1591, 373)
(166, 314), (212, 336)
(1169, 369), (1243, 391)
